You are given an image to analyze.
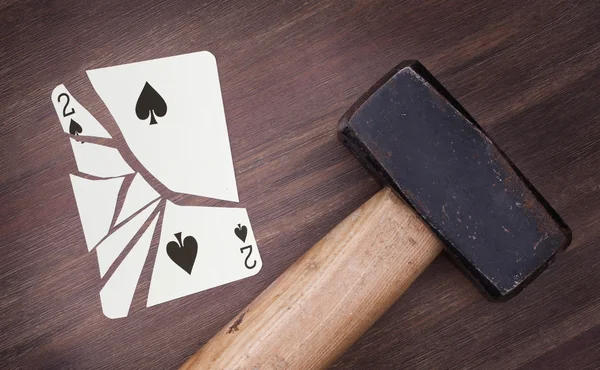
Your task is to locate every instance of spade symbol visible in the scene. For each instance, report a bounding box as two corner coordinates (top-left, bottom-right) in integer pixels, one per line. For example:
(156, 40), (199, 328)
(166, 232), (197, 274)
(234, 224), (248, 242)
(135, 82), (167, 125)
(69, 119), (82, 136)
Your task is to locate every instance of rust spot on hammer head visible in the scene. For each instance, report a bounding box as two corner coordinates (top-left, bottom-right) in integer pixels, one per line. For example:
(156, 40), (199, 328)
(338, 61), (571, 300)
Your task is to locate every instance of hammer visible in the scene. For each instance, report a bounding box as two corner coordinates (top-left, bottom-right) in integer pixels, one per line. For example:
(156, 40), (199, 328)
(181, 61), (571, 369)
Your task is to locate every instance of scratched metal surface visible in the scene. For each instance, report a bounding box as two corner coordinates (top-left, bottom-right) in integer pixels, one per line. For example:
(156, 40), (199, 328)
(339, 61), (571, 299)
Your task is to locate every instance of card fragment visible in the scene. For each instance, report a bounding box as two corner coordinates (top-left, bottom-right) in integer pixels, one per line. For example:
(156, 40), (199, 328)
(70, 175), (124, 251)
(147, 201), (261, 307)
(100, 213), (159, 319)
(87, 51), (238, 201)
(115, 173), (160, 226)
(96, 199), (160, 277)
(52, 84), (111, 138)
(69, 139), (134, 178)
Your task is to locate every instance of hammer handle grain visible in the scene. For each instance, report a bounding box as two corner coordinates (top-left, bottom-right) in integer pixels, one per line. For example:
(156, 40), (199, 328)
(181, 188), (443, 370)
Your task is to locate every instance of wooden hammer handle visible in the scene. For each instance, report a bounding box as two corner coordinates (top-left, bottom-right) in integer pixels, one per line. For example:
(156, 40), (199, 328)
(181, 187), (443, 370)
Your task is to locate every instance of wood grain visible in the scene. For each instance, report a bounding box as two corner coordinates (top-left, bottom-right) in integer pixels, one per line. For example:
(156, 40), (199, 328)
(0, 0), (599, 369)
(182, 188), (442, 369)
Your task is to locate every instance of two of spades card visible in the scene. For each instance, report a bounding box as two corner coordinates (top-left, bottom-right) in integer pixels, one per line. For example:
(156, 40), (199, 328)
(51, 51), (262, 319)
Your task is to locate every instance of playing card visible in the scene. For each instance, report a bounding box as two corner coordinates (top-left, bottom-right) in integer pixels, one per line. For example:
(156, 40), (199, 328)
(70, 175), (124, 251)
(147, 201), (262, 307)
(51, 84), (111, 138)
(115, 173), (160, 226)
(100, 213), (160, 319)
(69, 139), (134, 178)
(86, 51), (239, 202)
(52, 51), (265, 319)
(96, 199), (160, 277)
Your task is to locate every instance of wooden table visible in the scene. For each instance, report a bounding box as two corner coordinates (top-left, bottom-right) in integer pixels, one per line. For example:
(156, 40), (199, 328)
(1, 1), (599, 368)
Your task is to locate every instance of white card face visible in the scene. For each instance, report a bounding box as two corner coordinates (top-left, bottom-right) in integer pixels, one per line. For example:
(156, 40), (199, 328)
(115, 173), (160, 226)
(69, 175), (124, 251)
(86, 51), (239, 202)
(147, 201), (261, 307)
(96, 199), (160, 277)
(100, 213), (159, 319)
(51, 84), (111, 138)
(70, 139), (134, 178)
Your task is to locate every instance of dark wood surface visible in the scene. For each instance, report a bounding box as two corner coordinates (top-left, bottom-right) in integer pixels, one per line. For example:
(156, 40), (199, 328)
(1, 0), (599, 368)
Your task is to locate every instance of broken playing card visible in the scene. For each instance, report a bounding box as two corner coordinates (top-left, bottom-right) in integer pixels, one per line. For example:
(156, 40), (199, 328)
(53, 50), (263, 319)
(147, 201), (261, 307)
(86, 51), (239, 202)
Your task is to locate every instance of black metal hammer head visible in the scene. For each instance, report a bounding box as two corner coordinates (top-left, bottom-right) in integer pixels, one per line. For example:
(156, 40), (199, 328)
(339, 61), (571, 300)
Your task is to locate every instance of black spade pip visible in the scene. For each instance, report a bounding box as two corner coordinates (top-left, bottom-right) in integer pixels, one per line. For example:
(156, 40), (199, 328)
(135, 82), (167, 125)
(166, 232), (197, 274)
(234, 224), (248, 242)
(69, 119), (82, 135)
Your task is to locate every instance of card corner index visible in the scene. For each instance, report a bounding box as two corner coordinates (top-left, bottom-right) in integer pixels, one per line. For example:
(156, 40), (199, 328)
(248, 257), (263, 276)
(52, 84), (112, 139)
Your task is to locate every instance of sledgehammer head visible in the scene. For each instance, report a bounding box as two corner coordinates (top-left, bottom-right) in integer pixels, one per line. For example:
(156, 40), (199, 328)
(338, 61), (571, 299)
